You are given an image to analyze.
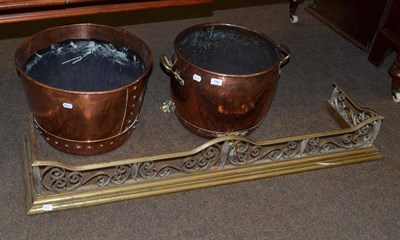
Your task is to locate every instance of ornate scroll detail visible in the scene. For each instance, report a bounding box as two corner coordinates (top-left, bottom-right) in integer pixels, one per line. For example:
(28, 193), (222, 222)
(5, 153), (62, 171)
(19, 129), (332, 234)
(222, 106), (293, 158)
(301, 128), (374, 154)
(40, 144), (223, 192)
(227, 140), (301, 165)
(225, 121), (379, 165)
(42, 164), (132, 192)
(329, 87), (376, 126)
(136, 144), (222, 179)
(42, 167), (83, 192)
(328, 84), (382, 145)
(36, 84), (383, 194)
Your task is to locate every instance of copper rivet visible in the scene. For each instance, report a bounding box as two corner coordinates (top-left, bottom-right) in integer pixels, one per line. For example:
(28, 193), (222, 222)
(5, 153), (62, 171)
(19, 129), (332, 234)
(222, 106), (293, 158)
(99, 144), (104, 148)
(65, 144), (69, 148)
(54, 141), (59, 145)
(110, 142), (114, 145)
(87, 146), (92, 149)
(134, 86), (137, 90)
(46, 137), (50, 141)
(76, 145), (82, 149)
(133, 95), (137, 99)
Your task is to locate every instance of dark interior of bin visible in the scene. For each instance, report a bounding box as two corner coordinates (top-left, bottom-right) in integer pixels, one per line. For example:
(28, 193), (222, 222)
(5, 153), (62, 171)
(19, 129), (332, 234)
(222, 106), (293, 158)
(23, 39), (146, 92)
(177, 25), (279, 75)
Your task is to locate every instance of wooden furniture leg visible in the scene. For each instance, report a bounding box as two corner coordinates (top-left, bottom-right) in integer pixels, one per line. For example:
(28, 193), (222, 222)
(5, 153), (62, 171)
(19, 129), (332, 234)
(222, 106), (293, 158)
(368, 31), (400, 102)
(389, 53), (400, 102)
(310, 0), (319, 10)
(368, 31), (393, 67)
(289, 0), (304, 23)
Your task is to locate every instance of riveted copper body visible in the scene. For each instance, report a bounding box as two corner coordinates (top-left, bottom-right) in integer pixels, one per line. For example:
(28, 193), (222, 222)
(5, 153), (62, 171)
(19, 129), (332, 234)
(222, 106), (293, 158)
(162, 23), (289, 138)
(15, 23), (152, 155)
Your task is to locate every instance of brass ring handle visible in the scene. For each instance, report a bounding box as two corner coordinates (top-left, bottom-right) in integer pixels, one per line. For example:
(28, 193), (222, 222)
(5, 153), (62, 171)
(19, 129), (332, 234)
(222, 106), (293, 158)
(160, 55), (185, 86)
(278, 44), (291, 66)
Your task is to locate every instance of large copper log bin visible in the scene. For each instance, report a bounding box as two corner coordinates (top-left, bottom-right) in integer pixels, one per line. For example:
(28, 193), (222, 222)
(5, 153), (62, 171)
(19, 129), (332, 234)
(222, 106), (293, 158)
(15, 24), (153, 155)
(161, 23), (290, 138)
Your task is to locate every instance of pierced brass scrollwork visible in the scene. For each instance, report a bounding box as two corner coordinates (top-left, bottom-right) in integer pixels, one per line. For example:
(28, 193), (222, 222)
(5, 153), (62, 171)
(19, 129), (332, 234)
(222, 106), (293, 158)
(22, 83), (383, 214)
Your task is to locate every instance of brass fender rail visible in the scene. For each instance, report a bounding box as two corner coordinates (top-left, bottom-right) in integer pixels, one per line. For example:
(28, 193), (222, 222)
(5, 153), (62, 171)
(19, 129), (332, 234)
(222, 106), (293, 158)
(22, 83), (383, 214)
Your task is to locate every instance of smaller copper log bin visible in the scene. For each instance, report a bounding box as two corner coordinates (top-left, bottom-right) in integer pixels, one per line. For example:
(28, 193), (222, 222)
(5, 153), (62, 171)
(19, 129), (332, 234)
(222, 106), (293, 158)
(21, 83), (383, 214)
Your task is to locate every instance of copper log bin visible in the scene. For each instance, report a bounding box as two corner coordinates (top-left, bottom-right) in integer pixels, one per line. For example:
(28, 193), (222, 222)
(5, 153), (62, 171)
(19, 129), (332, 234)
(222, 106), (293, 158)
(15, 23), (153, 155)
(161, 23), (290, 138)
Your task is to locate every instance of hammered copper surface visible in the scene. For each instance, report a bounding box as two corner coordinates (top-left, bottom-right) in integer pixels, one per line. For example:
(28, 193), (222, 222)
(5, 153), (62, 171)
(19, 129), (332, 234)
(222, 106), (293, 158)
(15, 23), (153, 155)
